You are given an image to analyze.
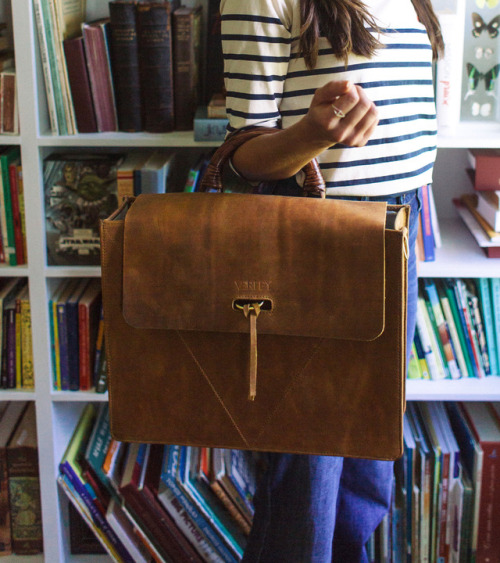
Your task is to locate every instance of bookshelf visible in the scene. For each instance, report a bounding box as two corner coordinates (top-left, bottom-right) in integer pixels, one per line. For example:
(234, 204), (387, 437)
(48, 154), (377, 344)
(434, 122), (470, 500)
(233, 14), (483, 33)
(0, 0), (499, 561)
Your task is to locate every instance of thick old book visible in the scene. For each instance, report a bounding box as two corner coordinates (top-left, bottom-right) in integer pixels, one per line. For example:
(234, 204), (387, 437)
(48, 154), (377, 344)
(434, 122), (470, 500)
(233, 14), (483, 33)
(82, 19), (118, 132)
(173, 6), (202, 130)
(63, 36), (98, 133)
(43, 153), (123, 266)
(0, 401), (28, 556)
(6, 403), (43, 555)
(0, 71), (17, 134)
(136, 2), (178, 132)
(109, 1), (142, 132)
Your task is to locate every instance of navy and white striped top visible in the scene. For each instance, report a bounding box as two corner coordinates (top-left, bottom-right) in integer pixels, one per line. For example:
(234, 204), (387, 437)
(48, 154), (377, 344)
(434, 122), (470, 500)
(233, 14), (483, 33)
(220, 0), (437, 196)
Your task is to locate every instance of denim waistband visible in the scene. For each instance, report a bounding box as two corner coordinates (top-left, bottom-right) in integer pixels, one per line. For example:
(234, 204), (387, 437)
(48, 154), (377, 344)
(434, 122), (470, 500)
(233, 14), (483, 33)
(326, 187), (420, 205)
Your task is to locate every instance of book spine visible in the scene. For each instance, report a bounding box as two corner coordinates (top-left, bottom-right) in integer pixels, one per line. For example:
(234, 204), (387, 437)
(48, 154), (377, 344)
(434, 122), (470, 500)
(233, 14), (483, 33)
(79, 302), (91, 390)
(21, 299), (35, 389)
(203, 0), (224, 104)
(15, 298), (21, 389)
(32, 0), (59, 134)
(16, 166), (26, 262)
(0, 153), (16, 266)
(8, 162), (23, 265)
(193, 116), (228, 142)
(7, 446), (43, 554)
(420, 185), (435, 262)
(173, 8), (202, 130)
(6, 307), (16, 389)
(163, 446), (235, 563)
(0, 449), (12, 555)
(209, 480), (252, 536)
(82, 23), (118, 132)
(62, 37), (98, 133)
(60, 461), (134, 563)
(66, 302), (80, 391)
(52, 299), (62, 390)
(57, 302), (69, 390)
(1, 72), (16, 134)
(109, 1), (142, 132)
(137, 3), (175, 132)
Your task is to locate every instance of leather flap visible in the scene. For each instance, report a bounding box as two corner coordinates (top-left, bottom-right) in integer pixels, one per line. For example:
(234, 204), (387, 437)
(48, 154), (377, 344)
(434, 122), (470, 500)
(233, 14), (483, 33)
(122, 193), (388, 341)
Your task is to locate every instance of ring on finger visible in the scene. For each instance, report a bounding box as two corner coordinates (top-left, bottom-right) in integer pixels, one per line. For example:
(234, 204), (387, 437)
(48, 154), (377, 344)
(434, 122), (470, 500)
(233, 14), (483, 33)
(331, 104), (346, 119)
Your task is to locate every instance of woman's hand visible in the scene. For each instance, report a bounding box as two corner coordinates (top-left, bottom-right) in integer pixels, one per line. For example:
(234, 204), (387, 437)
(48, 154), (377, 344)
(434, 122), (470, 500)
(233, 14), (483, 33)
(302, 80), (379, 148)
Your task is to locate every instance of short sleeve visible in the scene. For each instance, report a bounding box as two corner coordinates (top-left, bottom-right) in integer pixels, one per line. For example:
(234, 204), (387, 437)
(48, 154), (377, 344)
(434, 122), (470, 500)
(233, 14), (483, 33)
(220, 0), (293, 132)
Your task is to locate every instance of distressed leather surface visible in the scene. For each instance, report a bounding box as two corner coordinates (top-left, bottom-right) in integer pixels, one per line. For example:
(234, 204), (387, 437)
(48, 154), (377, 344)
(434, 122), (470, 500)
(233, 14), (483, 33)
(101, 197), (409, 460)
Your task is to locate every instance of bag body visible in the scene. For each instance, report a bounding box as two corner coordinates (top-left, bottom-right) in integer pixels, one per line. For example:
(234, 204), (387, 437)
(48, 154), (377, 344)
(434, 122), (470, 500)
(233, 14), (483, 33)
(100, 127), (410, 459)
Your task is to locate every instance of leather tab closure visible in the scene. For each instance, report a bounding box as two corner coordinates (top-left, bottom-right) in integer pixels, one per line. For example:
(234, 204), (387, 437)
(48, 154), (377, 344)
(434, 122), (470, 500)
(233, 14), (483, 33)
(241, 302), (262, 401)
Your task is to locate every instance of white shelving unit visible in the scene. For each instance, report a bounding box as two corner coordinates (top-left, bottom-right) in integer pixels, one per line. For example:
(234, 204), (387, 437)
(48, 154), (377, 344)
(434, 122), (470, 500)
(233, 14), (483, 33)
(0, 0), (499, 561)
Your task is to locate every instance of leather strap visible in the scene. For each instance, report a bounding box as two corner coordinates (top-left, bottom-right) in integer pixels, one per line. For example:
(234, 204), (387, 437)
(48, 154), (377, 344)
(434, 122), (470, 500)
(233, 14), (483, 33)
(242, 302), (262, 401)
(199, 126), (326, 198)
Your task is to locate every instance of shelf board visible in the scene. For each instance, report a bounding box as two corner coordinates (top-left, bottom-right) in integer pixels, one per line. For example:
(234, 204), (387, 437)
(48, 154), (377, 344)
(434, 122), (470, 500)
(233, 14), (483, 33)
(45, 266), (101, 278)
(418, 217), (500, 278)
(438, 122), (500, 148)
(407, 376), (500, 401)
(37, 130), (220, 148)
(0, 135), (21, 145)
(51, 391), (108, 402)
(1, 555), (44, 562)
(0, 265), (29, 276)
(0, 389), (36, 401)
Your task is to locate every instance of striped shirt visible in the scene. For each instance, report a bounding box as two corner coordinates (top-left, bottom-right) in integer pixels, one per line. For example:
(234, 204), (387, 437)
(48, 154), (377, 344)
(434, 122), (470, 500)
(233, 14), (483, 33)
(220, 0), (437, 196)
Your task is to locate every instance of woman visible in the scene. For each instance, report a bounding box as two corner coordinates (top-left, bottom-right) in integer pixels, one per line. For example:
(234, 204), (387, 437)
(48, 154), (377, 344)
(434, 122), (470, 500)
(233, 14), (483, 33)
(220, 0), (443, 561)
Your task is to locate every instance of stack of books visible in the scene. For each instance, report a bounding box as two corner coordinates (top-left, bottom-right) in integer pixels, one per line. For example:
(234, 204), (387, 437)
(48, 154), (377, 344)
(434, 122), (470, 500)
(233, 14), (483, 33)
(409, 277), (500, 381)
(49, 278), (105, 393)
(373, 401), (500, 563)
(34, 0), (220, 135)
(58, 404), (258, 561)
(454, 149), (500, 257)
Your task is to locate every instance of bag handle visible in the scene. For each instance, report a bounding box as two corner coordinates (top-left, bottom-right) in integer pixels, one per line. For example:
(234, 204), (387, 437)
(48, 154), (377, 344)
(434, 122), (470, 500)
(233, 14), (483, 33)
(199, 126), (326, 198)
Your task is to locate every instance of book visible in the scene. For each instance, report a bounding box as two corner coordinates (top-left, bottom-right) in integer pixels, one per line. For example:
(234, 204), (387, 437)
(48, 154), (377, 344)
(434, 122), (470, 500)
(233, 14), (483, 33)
(0, 279), (26, 388)
(16, 285), (33, 390)
(82, 19), (118, 132)
(2, 281), (27, 389)
(203, 0), (224, 105)
(0, 401), (28, 556)
(420, 184), (436, 262)
(0, 146), (21, 266)
(54, 278), (80, 391)
(65, 278), (89, 390)
(77, 278), (101, 391)
(1, 71), (18, 135)
(116, 151), (152, 201)
(62, 35), (98, 133)
(8, 159), (25, 265)
(173, 6), (202, 130)
(194, 106), (228, 142)
(138, 149), (177, 194)
(108, 1), (142, 132)
(476, 190), (500, 232)
(59, 403), (134, 563)
(43, 153), (123, 266)
(468, 149), (500, 191)
(68, 501), (106, 555)
(416, 292), (447, 380)
(119, 442), (203, 562)
(207, 93), (227, 119)
(136, 2), (177, 132)
(490, 279), (500, 376)
(6, 403), (43, 554)
(460, 402), (500, 563)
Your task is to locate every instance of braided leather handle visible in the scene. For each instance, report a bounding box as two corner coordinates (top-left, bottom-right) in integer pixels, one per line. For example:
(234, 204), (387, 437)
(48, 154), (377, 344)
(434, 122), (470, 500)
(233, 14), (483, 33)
(199, 126), (326, 198)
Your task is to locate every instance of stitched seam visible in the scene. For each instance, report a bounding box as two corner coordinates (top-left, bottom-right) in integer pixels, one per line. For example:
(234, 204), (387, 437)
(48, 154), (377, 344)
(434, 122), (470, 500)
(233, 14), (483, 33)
(255, 338), (325, 442)
(176, 331), (251, 448)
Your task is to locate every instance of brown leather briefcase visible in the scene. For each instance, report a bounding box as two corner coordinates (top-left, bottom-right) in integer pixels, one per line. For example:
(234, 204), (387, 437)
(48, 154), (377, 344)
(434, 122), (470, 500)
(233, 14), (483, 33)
(100, 128), (410, 460)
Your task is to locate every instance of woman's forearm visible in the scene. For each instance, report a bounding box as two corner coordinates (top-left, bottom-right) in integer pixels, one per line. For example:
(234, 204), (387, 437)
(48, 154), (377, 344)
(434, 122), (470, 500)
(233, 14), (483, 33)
(231, 118), (333, 182)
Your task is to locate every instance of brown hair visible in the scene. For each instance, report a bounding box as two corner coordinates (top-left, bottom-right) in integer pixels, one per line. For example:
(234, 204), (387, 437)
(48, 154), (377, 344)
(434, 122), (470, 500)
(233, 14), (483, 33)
(299, 0), (444, 69)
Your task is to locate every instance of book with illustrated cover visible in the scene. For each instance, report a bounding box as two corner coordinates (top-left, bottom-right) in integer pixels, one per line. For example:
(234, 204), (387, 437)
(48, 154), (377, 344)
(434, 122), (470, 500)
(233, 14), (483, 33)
(43, 153), (123, 266)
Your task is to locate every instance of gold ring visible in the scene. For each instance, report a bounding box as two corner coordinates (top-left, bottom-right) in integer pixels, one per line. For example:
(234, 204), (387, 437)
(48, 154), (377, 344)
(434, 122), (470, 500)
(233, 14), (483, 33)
(331, 104), (346, 119)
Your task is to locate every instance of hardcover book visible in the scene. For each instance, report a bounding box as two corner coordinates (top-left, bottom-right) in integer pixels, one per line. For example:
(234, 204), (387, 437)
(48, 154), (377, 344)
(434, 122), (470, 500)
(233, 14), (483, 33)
(43, 153), (123, 266)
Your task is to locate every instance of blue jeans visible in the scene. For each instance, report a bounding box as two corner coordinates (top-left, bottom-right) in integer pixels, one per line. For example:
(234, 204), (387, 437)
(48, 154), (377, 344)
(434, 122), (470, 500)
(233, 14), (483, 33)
(242, 188), (421, 563)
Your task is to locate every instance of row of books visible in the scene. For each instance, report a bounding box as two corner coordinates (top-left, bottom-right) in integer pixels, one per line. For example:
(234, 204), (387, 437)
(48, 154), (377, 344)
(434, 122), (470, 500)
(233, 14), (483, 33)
(410, 278), (500, 381)
(35, 0), (223, 135)
(454, 149), (500, 258)
(49, 278), (105, 392)
(0, 401), (43, 556)
(59, 403), (258, 562)
(0, 146), (26, 266)
(371, 401), (500, 563)
(0, 278), (32, 390)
